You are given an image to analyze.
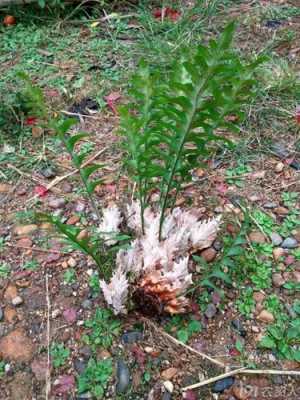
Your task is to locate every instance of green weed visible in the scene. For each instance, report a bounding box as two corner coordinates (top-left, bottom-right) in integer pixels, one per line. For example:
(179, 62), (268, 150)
(259, 318), (300, 362)
(0, 361), (5, 378)
(249, 259), (272, 290)
(0, 263), (11, 279)
(89, 272), (100, 297)
(252, 210), (275, 236)
(226, 163), (252, 187)
(77, 358), (113, 399)
(50, 342), (70, 368)
(63, 268), (77, 284)
(23, 259), (39, 271)
(236, 287), (255, 318)
(83, 308), (121, 350)
(165, 315), (202, 344)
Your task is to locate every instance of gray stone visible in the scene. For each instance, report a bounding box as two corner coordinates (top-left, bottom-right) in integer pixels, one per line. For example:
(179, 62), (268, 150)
(79, 346), (92, 359)
(74, 359), (86, 374)
(213, 240), (223, 251)
(12, 296), (23, 306)
(40, 166), (56, 179)
(282, 238), (298, 249)
(76, 393), (92, 399)
(81, 300), (92, 310)
(0, 308), (3, 321)
(204, 303), (217, 319)
(48, 197), (66, 209)
(116, 360), (130, 393)
(270, 232), (283, 246)
(122, 331), (143, 344)
(212, 377), (235, 393)
(272, 273), (285, 288)
(162, 392), (172, 400)
(75, 202), (86, 213)
(263, 202), (277, 209)
(231, 319), (246, 337)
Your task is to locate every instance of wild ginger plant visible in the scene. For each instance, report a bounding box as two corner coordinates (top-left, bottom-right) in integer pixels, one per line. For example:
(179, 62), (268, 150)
(119, 22), (265, 239)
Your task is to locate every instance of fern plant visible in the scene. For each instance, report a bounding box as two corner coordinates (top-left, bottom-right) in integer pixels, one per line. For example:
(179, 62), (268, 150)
(53, 118), (103, 222)
(120, 22), (265, 239)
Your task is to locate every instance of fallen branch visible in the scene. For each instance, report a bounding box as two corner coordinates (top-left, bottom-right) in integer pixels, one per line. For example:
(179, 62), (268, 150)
(26, 147), (107, 203)
(146, 319), (225, 368)
(182, 367), (300, 391)
(8, 243), (68, 255)
(45, 273), (51, 400)
(7, 163), (61, 194)
(182, 368), (246, 391)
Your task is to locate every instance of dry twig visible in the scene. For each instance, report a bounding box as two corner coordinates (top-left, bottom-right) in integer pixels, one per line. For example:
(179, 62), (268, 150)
(25, 147), (107, 203)
(45, 273), (51, 400)
(146, 319), (225, 368)
(182, 368), (300, 391)
(182, 368), (246, 391)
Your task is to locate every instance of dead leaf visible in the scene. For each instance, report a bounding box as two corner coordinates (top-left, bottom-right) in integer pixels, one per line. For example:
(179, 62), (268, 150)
(32, 126), (43, 138)
(53, 375), (75, 395)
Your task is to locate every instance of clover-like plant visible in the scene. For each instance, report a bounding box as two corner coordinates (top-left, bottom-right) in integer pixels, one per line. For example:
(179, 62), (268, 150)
(120, 22), (265, 239)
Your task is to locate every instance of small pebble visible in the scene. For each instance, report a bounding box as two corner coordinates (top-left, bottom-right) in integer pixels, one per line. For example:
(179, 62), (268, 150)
(201, 247), (217, 262)
(275, 162), (284, 173)
(77, 393), (92, 399)
(81, 300), (92, 310)
(205, 303), (217, 319)
(51, 309), (61, 319)
(40, 166), (56, 179)
(273, 247), (285, 261)
(67, 257), (77, 268)
(270, 232), (282, 246)
(274, 206), (289, 216)
(162, 392), (172, 400)
(257, 310), (274, 324)
(48, 197), (66, 209)
(212, 377), (235, 393)
(249, 231), (265, 244)
(253, 292), (265, 303)
(74, 359), (86, 374)
(284, 255), (295, 266)
(116, 360), (130, 393)
(281, 237), (298, 249)
(75, 201), (86, 212)
(272, 273), (285, 288)
(122, 331), (143, 344)
(231, 319), (246, 337)
(263, 202), (277, 209)
(12, 296), (23, 306)
(213, 240), (222, 251)
(163, 381), (174, 393)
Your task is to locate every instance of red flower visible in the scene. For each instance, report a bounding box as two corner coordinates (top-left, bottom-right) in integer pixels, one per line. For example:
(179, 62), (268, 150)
(165, 7), (181, 21)
(34, 185), (48, 197)
(153, 7), (181, 22)
(25, 116), (37, 126)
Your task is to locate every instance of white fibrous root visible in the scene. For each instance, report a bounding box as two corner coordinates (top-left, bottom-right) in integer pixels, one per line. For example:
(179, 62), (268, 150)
(98, 204), (123, 246)
(100, 202), (221, 315)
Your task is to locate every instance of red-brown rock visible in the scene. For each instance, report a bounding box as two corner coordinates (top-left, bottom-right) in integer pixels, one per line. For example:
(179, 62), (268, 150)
(0, 328), (34, 362)
(201, 247), (217, 262)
